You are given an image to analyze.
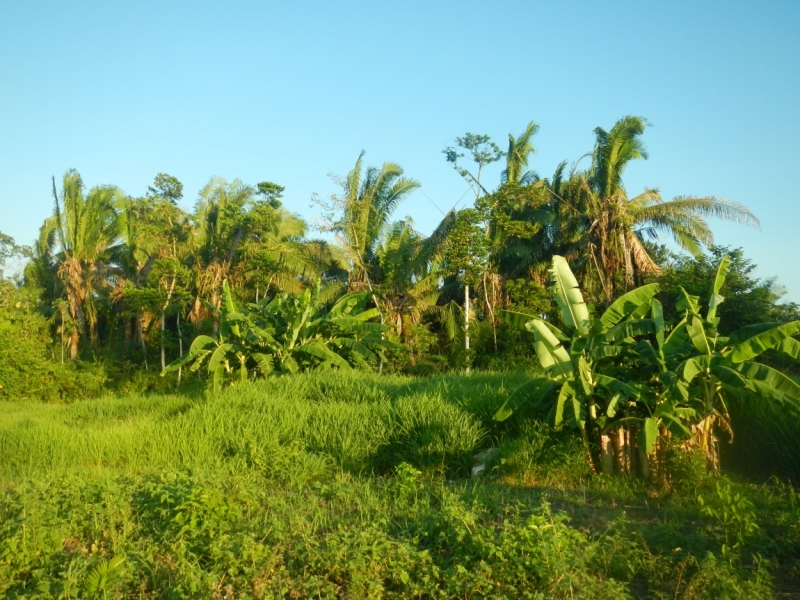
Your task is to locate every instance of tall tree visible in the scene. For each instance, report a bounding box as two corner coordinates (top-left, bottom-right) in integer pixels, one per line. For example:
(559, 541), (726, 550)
(443, 133), (504, 200)
(568, 116), (760, 302)
(39, 170), (124, 359)
(326, 151), (420, 292)
(502, 121), (540, 186)
(147, 173), (184, 204)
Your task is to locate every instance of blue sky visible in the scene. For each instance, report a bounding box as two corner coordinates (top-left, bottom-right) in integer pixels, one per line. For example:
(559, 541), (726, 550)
(2, 1), (799, 300)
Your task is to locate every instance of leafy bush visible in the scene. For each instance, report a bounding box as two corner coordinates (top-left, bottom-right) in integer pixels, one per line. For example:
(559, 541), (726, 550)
(166, 280), (393, 391)
(0, 282), (106, 402)
(496, 255), (800, 476)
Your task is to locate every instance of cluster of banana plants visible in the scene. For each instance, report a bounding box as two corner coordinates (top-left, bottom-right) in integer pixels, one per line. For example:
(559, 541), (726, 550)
(163, 280), (393, 391)
(495, 255), (800, 474)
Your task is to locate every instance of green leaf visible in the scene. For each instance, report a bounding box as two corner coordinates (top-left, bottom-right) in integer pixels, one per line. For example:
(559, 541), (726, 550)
(332, 337), (377, 362)
(211, 364), (225, 393)
(663, 318), (689, 356)
(651, 299), (665, 350)
(577, 356), (593, 395)
(729, 321), (800, 363)
(594, 374), (641, 399)
(162, 334), (216, 373)
(638, 417), (659, 454)
(660, 413), (692, 438)
(208, 343), (234, 372)
(251, 353), (274, 374)
(603, 319), (655, 343)
(634, 339), (660, 366)
(497, 310), (569, 343)
(706, 255), (731, 322)
(777, 336), (800, 361)
(728, 322), (785, 343)
(686, 317), (711, 354)
(681, 354), (720, 383)
(587, 344), (624, 362)
(606, 393), (623, 418)
(330, 291), (371, 316)
(599, 283), (659, 329)
(554, 379), (576, 427)
(676, 286), (700, 316)
(297, 341), (352, 370)
(221, 280), (242, 338)
(526, 319), (573, 378)
(550, 255), (590, 335)
(733, 361), (800, 405)
(494, 379), (554, 422)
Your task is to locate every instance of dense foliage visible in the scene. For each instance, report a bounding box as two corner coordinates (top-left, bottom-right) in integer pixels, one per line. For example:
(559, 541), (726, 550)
(2, 115), (799, 597)
(166, 280), (393, 390)
(496, 255), (800, 476)
(1, 372), (797, 597)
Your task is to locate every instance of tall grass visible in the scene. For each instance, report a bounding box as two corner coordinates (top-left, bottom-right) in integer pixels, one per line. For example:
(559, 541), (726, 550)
(0, 371), (532, 480)
(1, 371), (795, 597)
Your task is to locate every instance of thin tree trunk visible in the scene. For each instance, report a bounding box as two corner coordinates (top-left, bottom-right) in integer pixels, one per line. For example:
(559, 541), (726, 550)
(177, 311), (183, 385)
(136, 315), (148, 371)
(160, 311), (167, 371)
(160, 275), (178, 371)
(465, 284), (470, 373)
(483, 272), (497, 352)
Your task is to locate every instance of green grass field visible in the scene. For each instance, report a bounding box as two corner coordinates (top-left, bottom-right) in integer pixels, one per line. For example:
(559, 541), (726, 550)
(2, 372), (799, 598)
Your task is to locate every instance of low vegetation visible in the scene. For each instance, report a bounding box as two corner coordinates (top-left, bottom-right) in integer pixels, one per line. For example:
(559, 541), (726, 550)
(1, 371), (799, 597)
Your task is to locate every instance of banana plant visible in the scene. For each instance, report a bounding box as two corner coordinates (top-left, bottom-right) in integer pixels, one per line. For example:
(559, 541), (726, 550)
(650, 255), (800, 465)
(163, 280), (393, 391)
(495, 255), (800, 473)
(495, 255), (664, 466)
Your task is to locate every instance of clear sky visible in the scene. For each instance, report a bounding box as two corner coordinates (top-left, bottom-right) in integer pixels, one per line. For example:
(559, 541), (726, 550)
(2, 1), (798, 300)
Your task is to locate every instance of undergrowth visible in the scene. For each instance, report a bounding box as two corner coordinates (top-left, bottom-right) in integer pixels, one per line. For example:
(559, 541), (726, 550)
(0, 371), (798, 597)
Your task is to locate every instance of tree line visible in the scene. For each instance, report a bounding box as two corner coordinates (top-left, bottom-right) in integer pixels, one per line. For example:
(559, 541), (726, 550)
(3, 115), (792, 394)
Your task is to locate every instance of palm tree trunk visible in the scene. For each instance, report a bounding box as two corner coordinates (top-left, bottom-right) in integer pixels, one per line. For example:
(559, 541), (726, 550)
(136, 315), (148, 370)
(68, 329), (79, 360)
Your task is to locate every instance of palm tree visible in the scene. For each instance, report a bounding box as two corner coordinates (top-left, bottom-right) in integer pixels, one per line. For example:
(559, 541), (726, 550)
(233, 203), (331, 297)
(579, 116), (759, 302)
(40, 170), (124, 359)
(332, 151), (420, 291)
(375, 219), (442, 340)
(188, 177), (325, 325)
(502, 121), (540, 186)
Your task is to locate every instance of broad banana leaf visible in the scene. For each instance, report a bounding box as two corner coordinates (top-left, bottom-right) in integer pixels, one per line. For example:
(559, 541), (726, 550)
(651, 299), (665, 350)
(663, 318), (689, 356)
(208, 343), (234, 372)
(332, 337), (378, 362)
(676, 287), (700, 316)
(587, 345), (624, 362)
(729, 321), (800, 363)
(686, 317), (711, 354)
(638, 417), (659, 454)
(706, 255), (731, 323)
(554, 379), (577, 427)
(550, 256), (590, 335)
(680, 354), (721, 383)
(599, 284), (660, 329)
(603, 319), (655, 343)
(733, 361), (800, 405)
(525, 319), (573, 378)
(594, 374), (641, 399)
(296, 341), (352, 370)
(494, 378), (554, 422)
(497, 310), (569, 340)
